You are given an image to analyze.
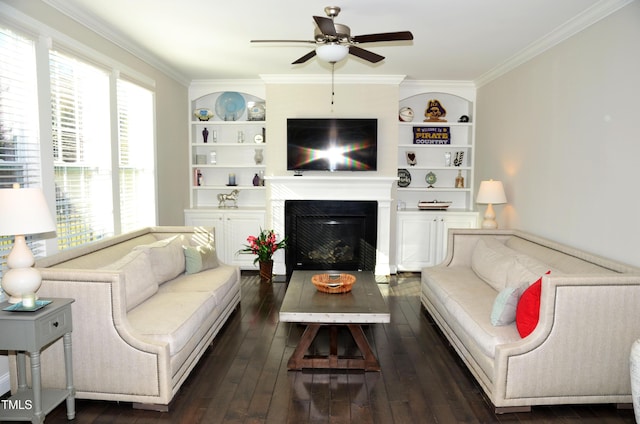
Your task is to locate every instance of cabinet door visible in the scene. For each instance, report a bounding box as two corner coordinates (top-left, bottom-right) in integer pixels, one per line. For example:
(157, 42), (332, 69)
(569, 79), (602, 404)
(396, 213), (438, 271)
(184, 212), (225, 260)
(437, 214), (478, 263)
(225, 212), (265, 268)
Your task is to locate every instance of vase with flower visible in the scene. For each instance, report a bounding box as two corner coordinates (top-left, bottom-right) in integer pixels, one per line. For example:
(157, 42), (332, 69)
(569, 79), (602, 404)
(239, 229), (287, 282)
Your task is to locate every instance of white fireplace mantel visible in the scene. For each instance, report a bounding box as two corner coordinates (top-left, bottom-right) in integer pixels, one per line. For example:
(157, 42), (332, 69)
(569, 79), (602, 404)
(267, 175), (397, 276)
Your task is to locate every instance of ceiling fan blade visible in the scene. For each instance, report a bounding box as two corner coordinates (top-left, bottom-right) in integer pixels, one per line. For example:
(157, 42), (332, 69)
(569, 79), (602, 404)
(250, 39), (315, 44)
(292, 50), (317, 64)
(313, 16), (337, 37)
(348, 45), (384, 63)
(352, 31), (414, 43)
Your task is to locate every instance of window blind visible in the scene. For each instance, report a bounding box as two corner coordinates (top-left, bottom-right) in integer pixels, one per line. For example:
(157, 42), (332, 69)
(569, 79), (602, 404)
(117, 79), (156, 233)
(50, 49), (114, 250)
(0, 27), (43, 279)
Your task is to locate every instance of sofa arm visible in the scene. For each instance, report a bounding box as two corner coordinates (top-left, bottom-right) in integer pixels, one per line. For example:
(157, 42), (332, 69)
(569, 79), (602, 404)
(494, 274), (640, 406)
(22, 269), (172, 401)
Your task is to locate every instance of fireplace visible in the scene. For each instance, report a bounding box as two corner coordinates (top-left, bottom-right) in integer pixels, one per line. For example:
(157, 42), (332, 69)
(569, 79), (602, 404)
(267, 176), (396, 276)
(285, 200), (377, 278)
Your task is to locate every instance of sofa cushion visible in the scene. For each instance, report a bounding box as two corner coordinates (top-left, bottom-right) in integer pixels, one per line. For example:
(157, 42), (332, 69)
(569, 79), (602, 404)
(471, 238), (516, 291)
(423, 266), (486, 306)
(102, 249), (157, 311)
(134, 235), (185, 284)
(183, 243), (219, 274)
(507, 254), (556, 287)
(423, 267), (521, 358)
(490, 285), (524, 326)
(158, 263), (237, 304)
(127, 291), (218, 356)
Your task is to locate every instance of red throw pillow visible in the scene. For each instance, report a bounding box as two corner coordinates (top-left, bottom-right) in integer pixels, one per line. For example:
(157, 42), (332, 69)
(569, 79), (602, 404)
(515, 271), (551, 338)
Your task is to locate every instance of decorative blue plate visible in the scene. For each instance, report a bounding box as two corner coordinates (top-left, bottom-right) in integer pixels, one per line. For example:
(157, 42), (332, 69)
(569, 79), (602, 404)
(215, 92), (245, 121)
(3, 299), (52, 312)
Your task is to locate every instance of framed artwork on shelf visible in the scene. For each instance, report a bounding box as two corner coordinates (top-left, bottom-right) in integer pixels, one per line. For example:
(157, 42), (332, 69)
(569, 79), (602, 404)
(413, 126), (450, 145)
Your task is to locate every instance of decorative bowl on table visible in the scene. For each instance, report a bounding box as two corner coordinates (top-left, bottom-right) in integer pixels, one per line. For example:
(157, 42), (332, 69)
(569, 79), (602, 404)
(312, 273), (356, 294)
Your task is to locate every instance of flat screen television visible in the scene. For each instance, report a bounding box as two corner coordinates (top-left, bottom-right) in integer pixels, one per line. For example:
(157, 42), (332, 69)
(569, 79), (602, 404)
(287, 118), (377, 172)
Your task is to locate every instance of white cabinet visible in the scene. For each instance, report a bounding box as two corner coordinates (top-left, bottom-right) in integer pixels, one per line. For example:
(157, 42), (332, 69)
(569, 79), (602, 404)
(396, 211), (478, 271)
(184, 209), (265, 269)
(397, 92), (475, 210)
(190, 91), (267, 209)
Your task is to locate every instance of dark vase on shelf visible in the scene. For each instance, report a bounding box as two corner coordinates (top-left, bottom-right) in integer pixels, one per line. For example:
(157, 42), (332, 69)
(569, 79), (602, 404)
(259, 260), (273, 282)
(202, 127), (209, 143)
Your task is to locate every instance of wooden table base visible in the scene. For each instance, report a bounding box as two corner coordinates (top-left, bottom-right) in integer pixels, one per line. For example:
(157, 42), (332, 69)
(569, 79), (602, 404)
(287, 324), (381, 371)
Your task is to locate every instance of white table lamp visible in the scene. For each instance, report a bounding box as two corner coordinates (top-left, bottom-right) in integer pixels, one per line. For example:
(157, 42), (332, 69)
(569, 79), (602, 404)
(0, 184), (56, 303)
(476, 180), (507, 229)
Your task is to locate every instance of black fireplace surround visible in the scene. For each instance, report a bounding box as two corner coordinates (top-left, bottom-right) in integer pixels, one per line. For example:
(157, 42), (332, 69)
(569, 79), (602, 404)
(285, 200), (377, 278)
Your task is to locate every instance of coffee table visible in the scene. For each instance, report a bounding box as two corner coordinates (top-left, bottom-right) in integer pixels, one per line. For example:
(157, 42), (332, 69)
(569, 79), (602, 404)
(280, 271), (390, 371)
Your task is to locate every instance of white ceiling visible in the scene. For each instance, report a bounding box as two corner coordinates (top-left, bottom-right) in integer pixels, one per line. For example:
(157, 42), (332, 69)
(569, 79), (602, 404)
(42, 0), (624, 84)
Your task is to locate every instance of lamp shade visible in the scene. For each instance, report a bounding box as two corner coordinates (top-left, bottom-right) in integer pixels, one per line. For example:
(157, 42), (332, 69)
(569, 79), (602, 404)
(0, 185), (56, 236)
(316, 43), (349, 63)
(476, 180), (507, 205)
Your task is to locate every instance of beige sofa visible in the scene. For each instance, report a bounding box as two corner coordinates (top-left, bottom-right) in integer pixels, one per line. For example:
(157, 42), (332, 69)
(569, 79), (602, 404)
(421, 229), (640, 413)
(10, 226), (240, 410)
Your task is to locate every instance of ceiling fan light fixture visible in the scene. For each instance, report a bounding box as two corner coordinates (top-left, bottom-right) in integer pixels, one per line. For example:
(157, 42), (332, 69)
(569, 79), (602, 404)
(316, 43), (349, 63)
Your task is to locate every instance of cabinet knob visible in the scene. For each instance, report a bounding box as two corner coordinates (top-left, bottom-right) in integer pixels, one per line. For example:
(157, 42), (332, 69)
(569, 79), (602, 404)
(52, 321), (59, 328)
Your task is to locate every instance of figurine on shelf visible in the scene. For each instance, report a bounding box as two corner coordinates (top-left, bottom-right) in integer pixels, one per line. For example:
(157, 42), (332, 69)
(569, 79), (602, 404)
(406, 151), (417, 166)
(454, 151), (464, 167)
(254, 148), (264, 165)
(455, 170), (465, 188)
(424, 99), (447, 122)
(202, 127), (209, 143)
(217, 189), (239, 208)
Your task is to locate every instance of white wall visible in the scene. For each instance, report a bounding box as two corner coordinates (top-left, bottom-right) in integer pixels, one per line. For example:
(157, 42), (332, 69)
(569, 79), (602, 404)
(475, 1), (640, 267)
(264, 80), (399, 178)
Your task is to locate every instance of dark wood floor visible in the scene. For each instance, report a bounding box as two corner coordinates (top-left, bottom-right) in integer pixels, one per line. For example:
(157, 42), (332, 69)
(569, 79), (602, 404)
(27, 272), (636, 423)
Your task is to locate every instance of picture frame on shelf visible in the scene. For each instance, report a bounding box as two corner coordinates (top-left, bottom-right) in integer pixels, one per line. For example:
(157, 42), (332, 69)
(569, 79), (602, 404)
(247, 102), (266, 121)
(398, 169), (411, 187)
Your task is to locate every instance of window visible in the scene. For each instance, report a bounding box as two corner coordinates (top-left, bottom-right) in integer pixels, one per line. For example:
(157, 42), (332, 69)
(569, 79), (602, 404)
(0, 15), (157, 275)
(117, 79), (156, 233)
(50, 49), (114, 250)
(0, 27), (42, 278)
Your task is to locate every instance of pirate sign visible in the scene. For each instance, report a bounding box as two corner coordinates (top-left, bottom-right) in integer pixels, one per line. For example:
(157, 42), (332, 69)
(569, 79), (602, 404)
(424, 99), (447, 122)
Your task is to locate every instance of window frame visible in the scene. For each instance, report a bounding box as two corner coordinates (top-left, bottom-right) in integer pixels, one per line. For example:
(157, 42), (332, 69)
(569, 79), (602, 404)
(0, 10), (158, 278)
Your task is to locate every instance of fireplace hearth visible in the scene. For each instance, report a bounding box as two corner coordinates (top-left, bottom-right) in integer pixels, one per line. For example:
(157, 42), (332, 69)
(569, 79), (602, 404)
(285, 200), (377, 278)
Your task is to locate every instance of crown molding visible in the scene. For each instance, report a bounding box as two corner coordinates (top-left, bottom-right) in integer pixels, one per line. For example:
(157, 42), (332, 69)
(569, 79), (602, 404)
(41, 0), (191, 87)
(259, 74), (406, 85)
(474, 0), (634, 87)
(0, 2), (157, 89)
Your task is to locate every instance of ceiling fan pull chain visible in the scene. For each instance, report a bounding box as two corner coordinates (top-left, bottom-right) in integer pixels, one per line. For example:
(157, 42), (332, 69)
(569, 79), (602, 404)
(331, 62), (335, 108)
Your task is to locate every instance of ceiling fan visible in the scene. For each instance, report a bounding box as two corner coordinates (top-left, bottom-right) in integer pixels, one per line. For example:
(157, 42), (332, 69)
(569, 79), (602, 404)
(251, 6), (414, 65)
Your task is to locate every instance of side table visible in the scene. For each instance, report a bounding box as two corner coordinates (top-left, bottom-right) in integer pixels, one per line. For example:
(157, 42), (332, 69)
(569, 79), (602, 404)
(0, 298), (75, 423)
